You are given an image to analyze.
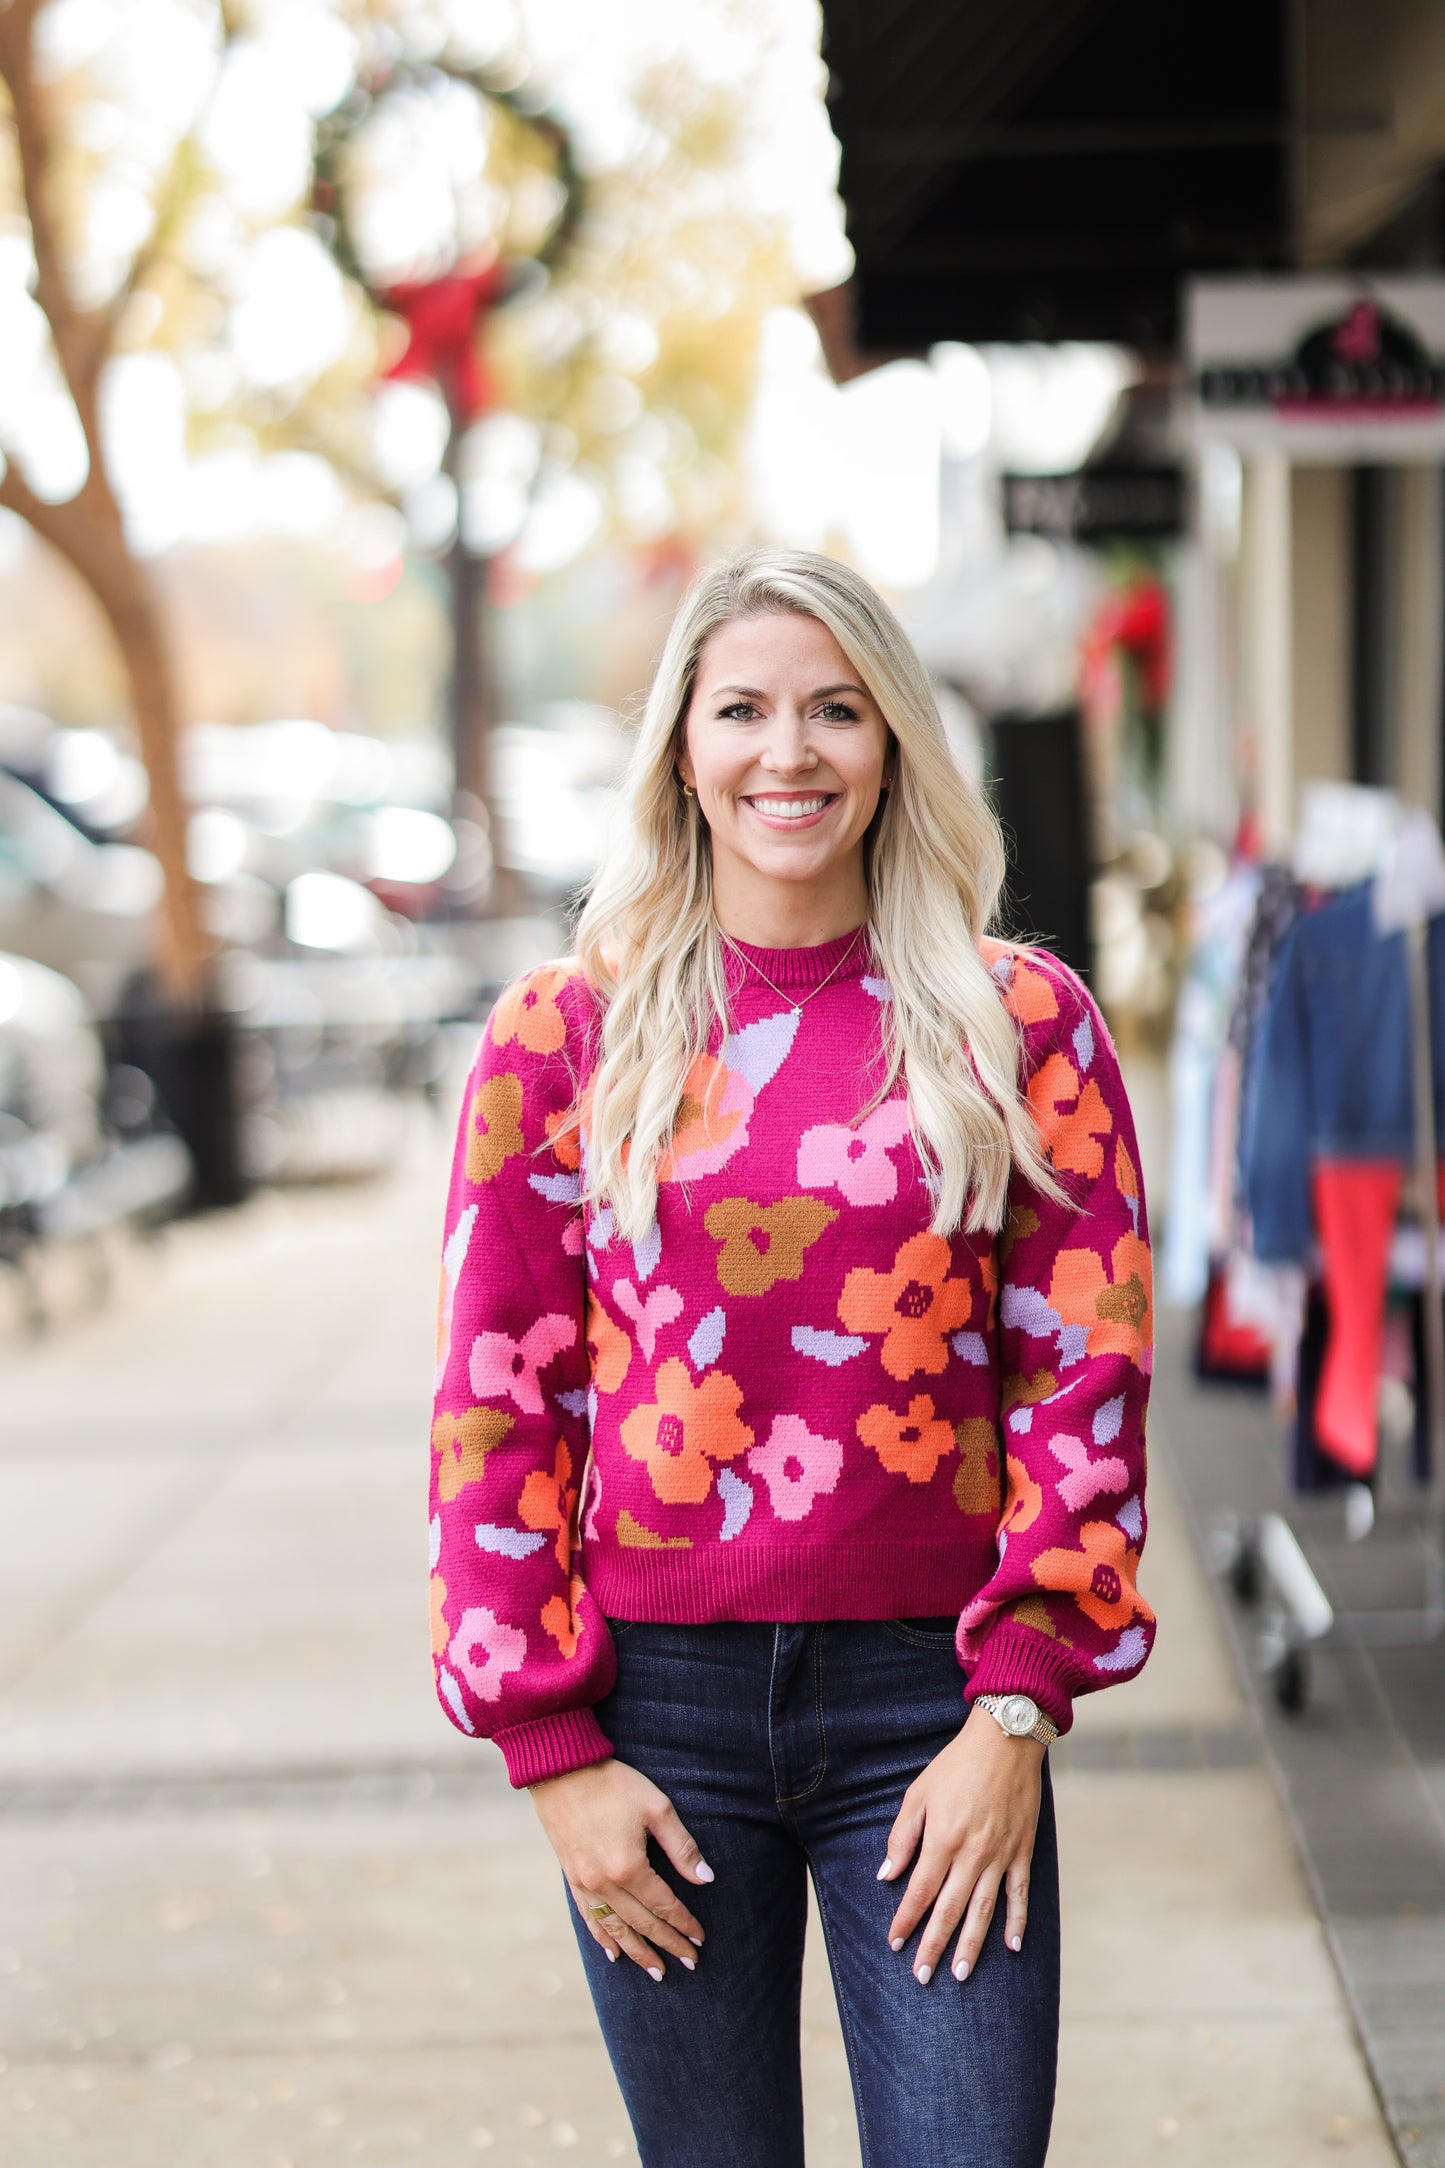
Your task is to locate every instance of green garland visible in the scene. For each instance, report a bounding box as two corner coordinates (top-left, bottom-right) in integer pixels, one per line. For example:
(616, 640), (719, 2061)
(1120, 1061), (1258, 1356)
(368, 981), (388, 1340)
(309, 58), (584, 302)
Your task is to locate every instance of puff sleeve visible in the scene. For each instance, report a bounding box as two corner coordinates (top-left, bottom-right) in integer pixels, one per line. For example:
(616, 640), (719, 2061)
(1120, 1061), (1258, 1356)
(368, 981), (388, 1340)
(959, 951), (1155, 1732)
(429, 963), (616, 1786)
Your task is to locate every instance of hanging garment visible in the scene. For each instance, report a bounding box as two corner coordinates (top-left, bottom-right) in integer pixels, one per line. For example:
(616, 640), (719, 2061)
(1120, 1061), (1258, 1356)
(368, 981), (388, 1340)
(1242, 884), (1445, 1264)
(1311, 1162), (1404, 1476)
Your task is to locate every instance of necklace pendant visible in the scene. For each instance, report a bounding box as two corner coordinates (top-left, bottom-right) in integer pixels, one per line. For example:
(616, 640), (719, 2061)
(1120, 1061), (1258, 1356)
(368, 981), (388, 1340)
(790, 1005), (801, 1018)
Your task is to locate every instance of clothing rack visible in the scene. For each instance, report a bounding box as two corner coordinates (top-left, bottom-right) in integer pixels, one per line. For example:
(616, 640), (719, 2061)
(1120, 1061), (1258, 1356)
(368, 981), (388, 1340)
(1198, 798), (1445, 1710)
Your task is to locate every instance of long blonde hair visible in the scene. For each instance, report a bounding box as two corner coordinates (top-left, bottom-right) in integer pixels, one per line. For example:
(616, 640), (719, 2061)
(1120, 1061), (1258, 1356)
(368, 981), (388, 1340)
(572, 547), (1061, 1244)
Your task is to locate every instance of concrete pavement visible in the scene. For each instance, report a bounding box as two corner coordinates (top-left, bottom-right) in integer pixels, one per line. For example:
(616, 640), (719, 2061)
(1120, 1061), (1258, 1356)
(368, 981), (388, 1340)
(0, 1099), (1398, 2166)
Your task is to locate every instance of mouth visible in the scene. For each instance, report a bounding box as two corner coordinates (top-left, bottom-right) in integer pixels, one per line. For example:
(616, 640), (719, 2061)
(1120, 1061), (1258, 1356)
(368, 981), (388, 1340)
(742, 792), (839, 830)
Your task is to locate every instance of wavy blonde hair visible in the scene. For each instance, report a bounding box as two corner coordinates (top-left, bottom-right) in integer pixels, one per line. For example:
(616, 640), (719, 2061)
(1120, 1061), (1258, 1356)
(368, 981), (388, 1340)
(572, 547), (1061, 1244)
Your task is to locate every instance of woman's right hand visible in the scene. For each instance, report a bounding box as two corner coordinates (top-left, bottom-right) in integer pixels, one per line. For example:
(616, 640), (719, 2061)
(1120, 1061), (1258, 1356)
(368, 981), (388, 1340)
(529, 1756), (713, 1980)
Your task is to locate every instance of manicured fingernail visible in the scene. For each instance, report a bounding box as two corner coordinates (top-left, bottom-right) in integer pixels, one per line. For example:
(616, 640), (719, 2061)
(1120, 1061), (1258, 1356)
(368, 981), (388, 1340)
(876, 1859), (894, 1880)
(1009, 1935), (1022, 1952)
(688, 1936), (703, 1947)
(890, 1937), (905, 1952)
(605, 1947), (616, 1963)
(694, 1862), (715, 1883)
(680, 1956), (695, 1972)
(647, 1966), (663, 1982)
(954, 1960), (970, 1981)
(916, 1964), (932, 1985)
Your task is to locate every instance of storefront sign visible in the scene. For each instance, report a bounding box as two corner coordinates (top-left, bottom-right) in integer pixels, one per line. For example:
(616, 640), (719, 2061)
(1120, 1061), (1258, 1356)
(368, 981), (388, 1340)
(1002, 465), (1184, 543)
(1187, 277), (1445, 458)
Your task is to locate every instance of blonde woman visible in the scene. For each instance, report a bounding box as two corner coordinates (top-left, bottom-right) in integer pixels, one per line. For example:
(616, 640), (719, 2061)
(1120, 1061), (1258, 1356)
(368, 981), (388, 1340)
(430, 549), (1154, 2166)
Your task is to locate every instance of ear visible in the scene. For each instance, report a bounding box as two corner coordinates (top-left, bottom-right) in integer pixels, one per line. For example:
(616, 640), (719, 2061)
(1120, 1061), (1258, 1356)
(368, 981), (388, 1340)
(676, 739), (695, 790)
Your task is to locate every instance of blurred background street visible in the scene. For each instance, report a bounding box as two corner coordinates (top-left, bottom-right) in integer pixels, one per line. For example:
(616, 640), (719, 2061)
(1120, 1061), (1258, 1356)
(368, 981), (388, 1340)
(2, 0), (1445, 2161)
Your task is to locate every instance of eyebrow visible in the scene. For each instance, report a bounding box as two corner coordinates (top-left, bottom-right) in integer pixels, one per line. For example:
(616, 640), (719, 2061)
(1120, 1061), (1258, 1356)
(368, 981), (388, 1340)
(708, 682), (869, 701)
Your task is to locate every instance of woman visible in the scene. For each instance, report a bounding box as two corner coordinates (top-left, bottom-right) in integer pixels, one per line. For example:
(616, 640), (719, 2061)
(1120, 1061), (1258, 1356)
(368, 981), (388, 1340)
(430, 549), (1154, 2167)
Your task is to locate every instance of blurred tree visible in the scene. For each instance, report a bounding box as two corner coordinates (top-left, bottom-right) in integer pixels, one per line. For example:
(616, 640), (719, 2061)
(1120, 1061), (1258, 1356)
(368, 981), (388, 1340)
(0, 0), (211, 997)
(0, 0), (809, 971)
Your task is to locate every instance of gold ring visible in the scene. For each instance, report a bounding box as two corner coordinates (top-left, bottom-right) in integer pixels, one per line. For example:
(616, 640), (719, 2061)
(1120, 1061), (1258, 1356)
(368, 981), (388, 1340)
(589, 1902), (616, 1922)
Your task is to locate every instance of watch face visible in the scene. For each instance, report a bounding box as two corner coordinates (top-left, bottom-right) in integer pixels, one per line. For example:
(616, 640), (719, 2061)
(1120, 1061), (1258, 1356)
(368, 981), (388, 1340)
(1000, 1694), (1039, 1736)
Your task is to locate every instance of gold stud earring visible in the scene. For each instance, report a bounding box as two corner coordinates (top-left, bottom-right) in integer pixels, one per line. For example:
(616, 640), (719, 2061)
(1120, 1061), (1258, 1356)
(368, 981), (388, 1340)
(682, 781), (695, 797)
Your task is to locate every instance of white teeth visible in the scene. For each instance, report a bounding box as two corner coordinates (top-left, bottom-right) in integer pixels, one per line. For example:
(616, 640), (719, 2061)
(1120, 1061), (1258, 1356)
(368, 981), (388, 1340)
(750, 797), (828, 819)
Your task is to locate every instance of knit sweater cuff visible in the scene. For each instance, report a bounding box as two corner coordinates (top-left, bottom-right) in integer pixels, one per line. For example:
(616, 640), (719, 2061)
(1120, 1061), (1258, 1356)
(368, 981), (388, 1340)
(966, 1621), (1082, 1736)
(493, 1707), (615, 1788)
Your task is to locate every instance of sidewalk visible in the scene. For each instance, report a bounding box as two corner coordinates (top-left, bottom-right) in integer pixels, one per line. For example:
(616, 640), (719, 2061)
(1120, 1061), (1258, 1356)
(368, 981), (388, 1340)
(0, 1104), (1397, 2167)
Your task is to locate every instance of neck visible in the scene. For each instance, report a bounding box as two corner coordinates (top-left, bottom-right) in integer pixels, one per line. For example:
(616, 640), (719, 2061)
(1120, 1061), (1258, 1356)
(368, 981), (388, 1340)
(709, 861), (870, 950)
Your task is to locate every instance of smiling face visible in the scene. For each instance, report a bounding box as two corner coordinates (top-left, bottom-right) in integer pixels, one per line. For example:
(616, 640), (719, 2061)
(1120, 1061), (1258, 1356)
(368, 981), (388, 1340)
(678, 610), (892, 944)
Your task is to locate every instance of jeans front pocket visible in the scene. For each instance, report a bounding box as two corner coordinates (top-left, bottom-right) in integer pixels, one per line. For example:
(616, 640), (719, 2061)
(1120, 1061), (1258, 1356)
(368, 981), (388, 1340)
(881, 1615), (958, 1649)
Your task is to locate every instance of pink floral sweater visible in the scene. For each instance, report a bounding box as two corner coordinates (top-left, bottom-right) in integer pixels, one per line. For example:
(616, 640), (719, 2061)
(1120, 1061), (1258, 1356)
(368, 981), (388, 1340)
(430, 930), (1155, 1787)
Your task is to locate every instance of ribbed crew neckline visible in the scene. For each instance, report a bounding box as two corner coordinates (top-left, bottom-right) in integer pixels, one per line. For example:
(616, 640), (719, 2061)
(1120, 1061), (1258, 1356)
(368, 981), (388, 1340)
(721, 923), (873, 992)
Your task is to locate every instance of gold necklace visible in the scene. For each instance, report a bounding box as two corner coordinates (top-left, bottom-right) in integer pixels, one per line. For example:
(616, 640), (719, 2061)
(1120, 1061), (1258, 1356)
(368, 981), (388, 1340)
(717, 923), (867, 1019)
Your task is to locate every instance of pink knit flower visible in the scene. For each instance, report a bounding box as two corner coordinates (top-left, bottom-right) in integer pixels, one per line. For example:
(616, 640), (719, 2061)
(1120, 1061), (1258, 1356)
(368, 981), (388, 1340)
(797, 1100), (912, 1205)
(447, 1605), (527, 1703)
(470, 1314), (576, 1415)
(748, 1414), (844, 1522)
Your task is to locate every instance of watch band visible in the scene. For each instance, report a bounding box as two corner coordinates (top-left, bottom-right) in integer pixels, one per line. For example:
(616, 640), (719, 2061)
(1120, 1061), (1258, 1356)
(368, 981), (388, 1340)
(973, 1692), (1059, 1746)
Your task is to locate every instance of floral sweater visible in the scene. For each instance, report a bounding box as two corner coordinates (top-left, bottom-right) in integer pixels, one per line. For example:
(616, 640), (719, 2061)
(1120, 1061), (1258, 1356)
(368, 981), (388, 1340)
(430, 930), (1154, 1787)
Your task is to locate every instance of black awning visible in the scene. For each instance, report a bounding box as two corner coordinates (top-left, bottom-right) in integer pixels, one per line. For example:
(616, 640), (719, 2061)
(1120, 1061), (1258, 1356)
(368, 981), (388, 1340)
(819, 0), (1292, 352)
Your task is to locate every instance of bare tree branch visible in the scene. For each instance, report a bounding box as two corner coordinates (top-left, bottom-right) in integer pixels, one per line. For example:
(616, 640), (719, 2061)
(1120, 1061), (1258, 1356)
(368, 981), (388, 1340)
(0, 3), (108, 447)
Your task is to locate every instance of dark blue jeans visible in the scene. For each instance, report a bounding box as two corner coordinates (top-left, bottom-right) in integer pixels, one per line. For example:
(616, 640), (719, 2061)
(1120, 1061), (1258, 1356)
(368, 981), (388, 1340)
(570, 1618), (1060, 2168)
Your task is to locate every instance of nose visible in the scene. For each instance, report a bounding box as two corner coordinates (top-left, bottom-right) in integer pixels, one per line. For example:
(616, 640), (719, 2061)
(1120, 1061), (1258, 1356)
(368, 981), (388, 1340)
(758, 710), (817, 778)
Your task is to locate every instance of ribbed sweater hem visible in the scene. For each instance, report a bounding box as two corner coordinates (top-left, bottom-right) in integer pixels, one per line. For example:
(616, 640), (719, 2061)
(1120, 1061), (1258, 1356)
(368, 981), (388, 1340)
(494, 1706), (614, 1788)
(582, 1537), (991, 1627)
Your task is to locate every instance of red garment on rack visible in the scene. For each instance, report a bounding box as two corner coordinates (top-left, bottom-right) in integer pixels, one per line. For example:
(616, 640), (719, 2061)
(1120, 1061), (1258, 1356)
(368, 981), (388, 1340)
(1312, 1161), (1404, 1475)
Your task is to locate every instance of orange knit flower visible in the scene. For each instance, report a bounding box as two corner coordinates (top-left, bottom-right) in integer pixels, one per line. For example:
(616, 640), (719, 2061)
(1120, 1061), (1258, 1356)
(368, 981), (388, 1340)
(705, 1196), (837, 1296)
(658, 1053), (755, 1182)
(857, 1394), (955, 1483)
(1000, 957), (1060, 1026)
(541, 1573), (587, 1658)
(620, 1358), (754, 1504)
(465, 1072), (525, 1182)
(491, 965), (571, 1055)
(585, 1292), (632, 1394)
(518, 1437), (578, 1573)
(1049, 1230), (1153, 1368)
(429, 1573), (449, 1657)
(1000, 1452), (1043, 1536)
(1030, 1519), (1153, 1633)
(1027, 1053), (1113, 1178)
(544, 1105), (581, 1171)
(838, 1231), (972, 1379)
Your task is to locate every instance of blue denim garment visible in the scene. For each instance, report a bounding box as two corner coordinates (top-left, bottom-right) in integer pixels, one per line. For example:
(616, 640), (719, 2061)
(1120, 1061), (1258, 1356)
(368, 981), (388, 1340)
(570, 1618), (1060, 2168)
(1241, 883), (1445, 1263)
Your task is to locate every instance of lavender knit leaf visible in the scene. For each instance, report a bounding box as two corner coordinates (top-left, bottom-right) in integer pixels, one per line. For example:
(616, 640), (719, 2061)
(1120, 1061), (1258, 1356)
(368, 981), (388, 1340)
(529, 1171), (581, 1204)
(721, 1007), (800, 1091)
(475, 1524), (549, 1559)
(1092, 1394), (1125, 1445)
(1116, 1493), (1144, 1541)
(951, 1329), (989, 1365)
(437, 1668), (476, 1733)
(554, 1388), (589, 1418)
(1093, 1623), (1149, 1672)
(1072, 1011), (1095, 1071)
(717, 1467), (754, 1540)
(631, 1219), (663, 1283)
(861, 975), (893, 1003)
(1001, 1284), (1062, 1339)
(791, 1324), (867, 1366)
(688, 1305), (727, 1369)
(429, 1513), (441, 1571)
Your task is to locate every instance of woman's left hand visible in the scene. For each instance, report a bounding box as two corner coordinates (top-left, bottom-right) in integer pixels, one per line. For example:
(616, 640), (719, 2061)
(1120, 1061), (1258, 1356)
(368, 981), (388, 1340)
(878, 1707), (1045, 1984)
